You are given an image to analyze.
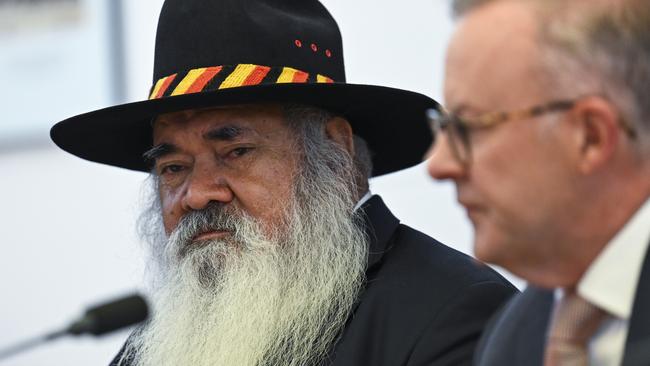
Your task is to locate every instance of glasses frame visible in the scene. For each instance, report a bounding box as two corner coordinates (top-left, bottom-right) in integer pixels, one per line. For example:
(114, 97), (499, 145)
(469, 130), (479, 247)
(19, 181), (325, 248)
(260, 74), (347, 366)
(426, 97), (637, 166)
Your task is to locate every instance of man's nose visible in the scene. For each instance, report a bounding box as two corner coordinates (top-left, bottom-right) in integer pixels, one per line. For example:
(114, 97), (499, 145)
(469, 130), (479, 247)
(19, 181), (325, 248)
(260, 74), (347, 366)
(426, 134), (466, 181)
(181, 165), (234, 211)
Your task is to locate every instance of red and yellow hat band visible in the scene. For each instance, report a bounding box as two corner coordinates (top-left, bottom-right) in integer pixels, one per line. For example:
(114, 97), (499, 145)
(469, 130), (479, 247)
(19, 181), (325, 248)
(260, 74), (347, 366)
(149, 64), (335, 100)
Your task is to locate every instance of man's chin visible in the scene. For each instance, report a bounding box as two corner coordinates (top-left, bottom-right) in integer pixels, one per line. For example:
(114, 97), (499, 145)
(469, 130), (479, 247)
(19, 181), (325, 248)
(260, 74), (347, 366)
(178, 237), (231, 258)
(173, 243), (231, 283)
(472, 230), (507, 265)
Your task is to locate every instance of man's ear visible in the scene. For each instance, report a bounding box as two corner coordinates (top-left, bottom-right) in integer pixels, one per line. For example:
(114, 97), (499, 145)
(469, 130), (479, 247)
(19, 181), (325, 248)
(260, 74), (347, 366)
(570, 97), (621, 174)
(325, 116), (355, 156)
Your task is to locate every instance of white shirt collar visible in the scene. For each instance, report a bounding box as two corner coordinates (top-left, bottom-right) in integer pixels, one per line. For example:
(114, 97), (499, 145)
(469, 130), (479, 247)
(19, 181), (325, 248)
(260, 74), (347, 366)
(577, 196), (650, 319)
(353, 191), (372, 212)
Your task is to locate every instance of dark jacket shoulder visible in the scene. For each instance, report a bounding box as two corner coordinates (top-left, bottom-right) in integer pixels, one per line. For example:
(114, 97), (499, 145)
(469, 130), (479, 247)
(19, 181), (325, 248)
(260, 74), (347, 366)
(331, 197), (517, 366)
(474, 286), (553, 366)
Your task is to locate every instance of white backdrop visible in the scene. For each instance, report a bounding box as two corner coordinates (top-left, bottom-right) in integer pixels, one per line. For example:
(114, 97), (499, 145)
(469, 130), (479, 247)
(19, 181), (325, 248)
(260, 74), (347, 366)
(0, 1), (522, 365)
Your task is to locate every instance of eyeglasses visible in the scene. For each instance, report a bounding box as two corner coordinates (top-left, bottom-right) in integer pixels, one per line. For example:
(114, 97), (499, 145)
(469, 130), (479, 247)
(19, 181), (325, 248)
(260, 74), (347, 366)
(426, 98), (637, 166)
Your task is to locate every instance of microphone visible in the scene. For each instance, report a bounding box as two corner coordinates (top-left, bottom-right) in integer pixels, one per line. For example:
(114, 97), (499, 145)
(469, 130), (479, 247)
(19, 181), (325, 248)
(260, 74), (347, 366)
(0, 294), (149, 361)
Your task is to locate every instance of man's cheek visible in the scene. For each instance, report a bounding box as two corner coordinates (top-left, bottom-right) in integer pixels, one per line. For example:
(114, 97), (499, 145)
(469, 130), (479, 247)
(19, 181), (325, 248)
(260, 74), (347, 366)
(159, 190), (183, 233)
(162, 207), (181, 236)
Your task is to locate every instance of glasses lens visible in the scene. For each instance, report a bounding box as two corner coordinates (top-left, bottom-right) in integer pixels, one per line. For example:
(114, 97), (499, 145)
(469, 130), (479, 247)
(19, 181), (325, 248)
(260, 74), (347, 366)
(426, 108), (445, 144)
(426, 108), (442, 130)
(447, 116), (471, 165)
(426, 108), (471, 165)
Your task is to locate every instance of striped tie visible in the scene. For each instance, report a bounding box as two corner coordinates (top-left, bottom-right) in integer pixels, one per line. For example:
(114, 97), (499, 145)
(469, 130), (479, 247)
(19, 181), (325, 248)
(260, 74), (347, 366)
(544, 290), (608, 366)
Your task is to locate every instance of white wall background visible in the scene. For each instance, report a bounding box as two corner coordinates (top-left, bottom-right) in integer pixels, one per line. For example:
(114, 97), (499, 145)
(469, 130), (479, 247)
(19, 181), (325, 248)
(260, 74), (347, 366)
(0, 1), (522, 365)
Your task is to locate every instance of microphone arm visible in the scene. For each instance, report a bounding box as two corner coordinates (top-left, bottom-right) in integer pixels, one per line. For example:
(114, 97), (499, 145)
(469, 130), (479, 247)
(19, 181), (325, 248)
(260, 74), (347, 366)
(0, 294), (148, 362)
(0, 329), (67, 361)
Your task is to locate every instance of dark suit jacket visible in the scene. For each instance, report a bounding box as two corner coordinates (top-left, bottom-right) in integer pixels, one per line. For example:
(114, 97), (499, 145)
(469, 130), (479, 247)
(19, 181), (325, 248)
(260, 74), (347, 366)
(111, 195), (516, 365)
(475, 240), (650, 366)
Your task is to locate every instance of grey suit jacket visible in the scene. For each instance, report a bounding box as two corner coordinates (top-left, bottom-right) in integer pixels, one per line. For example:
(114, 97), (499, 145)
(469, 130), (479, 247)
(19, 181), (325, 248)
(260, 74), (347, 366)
(475, 241), (650, 366)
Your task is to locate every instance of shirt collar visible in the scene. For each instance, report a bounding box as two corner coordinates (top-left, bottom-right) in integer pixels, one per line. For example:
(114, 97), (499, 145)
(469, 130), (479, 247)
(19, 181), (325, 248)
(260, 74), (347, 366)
(577, 196), (650, 319)
(353, 191), (372, 212)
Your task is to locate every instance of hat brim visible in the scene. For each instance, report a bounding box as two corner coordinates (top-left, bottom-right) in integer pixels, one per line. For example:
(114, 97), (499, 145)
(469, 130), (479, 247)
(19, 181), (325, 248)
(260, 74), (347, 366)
(50, 82), (438, 176)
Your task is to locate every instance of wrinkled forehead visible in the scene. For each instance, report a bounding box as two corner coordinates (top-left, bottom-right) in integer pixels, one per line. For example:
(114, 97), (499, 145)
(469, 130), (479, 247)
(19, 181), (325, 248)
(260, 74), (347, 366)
(154, 104), (285, 128)
(152, 104), (288, 140)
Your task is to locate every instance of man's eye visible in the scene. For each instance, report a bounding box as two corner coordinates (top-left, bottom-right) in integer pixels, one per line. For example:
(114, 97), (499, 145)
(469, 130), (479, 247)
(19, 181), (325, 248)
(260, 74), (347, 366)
(454, 122), (471, 145)
(159, 164), (185, 175)
(229, 147), (253, 158)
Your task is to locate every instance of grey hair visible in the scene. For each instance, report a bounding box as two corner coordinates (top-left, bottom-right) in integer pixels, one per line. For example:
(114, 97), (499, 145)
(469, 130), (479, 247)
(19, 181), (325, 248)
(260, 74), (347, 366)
(540, 0), (650, 144)
(283, 105), (373, 195)
(137, 173), (166, 285)
(451, 0), (650, 152)
(451, 0), (494, 18)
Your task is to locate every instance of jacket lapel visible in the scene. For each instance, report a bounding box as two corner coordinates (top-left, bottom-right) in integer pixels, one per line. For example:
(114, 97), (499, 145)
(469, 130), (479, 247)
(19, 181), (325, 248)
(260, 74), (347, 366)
(477, 286), (552, 366)
(320, 195), (399, 365)
(518, 287), (553, 365)
(622, 239), (650, 366)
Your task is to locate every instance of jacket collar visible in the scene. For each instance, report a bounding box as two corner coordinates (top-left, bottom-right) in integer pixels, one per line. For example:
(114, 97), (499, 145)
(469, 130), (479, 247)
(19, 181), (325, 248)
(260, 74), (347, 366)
(357, 195), (400, 271)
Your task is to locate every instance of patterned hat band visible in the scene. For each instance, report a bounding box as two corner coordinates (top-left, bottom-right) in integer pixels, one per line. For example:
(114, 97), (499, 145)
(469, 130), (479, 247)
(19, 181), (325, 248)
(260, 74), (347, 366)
(149, 63), (335, 100)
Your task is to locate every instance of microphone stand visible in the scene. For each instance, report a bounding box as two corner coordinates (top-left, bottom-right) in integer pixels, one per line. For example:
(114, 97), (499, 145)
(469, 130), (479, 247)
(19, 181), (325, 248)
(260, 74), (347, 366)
(0, 329), (67, 360)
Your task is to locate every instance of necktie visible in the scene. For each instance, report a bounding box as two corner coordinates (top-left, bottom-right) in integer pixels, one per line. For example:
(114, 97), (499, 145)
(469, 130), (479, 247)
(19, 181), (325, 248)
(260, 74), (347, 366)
(544, 290), (608, 366)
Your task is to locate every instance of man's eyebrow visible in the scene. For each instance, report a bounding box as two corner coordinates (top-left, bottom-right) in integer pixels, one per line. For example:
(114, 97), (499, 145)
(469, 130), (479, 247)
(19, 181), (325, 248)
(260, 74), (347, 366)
(142, 143), (177, 166)
(203, 125), (251, 141)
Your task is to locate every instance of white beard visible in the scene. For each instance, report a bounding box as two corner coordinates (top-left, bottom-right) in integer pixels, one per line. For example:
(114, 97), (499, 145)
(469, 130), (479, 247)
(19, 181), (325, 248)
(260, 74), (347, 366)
(121, 153), (369, 366)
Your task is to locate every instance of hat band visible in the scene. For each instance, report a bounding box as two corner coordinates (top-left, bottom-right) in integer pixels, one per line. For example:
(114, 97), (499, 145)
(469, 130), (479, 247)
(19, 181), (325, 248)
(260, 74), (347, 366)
(149, 64), (334, 100)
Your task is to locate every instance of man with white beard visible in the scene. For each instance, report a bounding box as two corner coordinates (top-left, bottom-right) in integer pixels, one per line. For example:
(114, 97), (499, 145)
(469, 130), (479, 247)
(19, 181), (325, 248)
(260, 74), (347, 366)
(50, 0), (516, 365)
(125, 105), (377, 366)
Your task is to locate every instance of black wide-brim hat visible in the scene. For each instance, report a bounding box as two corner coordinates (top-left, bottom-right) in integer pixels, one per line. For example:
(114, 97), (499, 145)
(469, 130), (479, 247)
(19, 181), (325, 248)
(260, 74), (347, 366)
(51, 0), (439, 177)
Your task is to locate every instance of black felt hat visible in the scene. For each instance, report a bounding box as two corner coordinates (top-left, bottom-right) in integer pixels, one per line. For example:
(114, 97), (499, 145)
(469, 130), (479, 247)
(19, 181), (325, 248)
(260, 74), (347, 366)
(50, 0), (439, 176)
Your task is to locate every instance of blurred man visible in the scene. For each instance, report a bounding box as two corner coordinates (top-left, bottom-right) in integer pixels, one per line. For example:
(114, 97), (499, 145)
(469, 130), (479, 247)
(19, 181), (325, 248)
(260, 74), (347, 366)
(51, 0), (515, 365)
(427, 0), (650, 364)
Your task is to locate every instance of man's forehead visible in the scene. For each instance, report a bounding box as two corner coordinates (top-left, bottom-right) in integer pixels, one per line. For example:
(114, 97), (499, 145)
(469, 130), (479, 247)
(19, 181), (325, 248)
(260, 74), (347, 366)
(445, 1), (545, 112)
(153, 104), (285, 128)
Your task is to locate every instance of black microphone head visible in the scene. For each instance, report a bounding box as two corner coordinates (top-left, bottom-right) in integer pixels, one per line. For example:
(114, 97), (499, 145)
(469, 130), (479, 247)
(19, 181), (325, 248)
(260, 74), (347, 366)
(68, 294), (149, 336)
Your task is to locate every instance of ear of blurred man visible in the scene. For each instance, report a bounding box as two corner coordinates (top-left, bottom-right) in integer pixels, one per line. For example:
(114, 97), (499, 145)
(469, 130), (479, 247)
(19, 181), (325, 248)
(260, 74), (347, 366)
(569, 97), (625, 175)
